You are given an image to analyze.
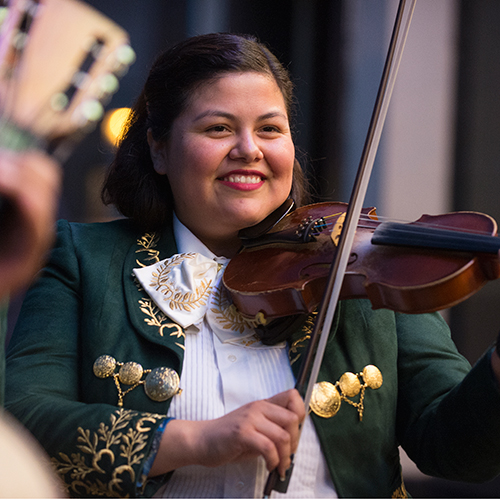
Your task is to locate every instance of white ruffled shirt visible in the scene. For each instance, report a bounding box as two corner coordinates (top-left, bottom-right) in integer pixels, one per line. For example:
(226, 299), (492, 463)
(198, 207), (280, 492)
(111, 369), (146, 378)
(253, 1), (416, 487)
(152, 216), (337, 498)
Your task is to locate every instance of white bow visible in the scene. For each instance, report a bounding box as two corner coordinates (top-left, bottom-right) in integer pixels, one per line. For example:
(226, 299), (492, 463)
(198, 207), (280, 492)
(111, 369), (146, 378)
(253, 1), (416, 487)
(133, 253), (270, 347)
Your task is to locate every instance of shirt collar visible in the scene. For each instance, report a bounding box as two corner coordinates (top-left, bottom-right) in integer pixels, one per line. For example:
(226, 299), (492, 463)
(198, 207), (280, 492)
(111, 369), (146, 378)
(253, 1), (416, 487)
(173, 214), (215, 258)
(173, 214), (228, 264)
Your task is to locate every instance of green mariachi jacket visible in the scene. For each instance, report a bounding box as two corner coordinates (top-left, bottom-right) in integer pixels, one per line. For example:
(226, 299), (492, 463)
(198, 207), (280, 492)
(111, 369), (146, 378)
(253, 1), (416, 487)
(5, 219), (500, 498)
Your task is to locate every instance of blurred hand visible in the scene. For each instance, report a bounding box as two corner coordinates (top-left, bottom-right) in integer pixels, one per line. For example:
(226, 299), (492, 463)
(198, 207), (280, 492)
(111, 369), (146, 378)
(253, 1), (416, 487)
(0, 150), (61, 298)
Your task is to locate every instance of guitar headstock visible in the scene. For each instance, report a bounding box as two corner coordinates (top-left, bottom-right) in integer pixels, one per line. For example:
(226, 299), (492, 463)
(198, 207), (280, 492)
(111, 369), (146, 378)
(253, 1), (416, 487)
(0, 0), (135, 153)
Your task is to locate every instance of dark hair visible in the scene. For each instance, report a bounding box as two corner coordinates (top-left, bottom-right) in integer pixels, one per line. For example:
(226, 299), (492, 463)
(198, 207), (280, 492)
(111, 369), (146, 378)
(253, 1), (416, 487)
(102, 32), (309, 230)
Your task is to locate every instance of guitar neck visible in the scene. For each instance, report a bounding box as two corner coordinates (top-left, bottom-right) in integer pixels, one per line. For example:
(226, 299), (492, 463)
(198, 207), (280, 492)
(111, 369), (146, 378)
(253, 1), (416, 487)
(0, 0), (134, 156)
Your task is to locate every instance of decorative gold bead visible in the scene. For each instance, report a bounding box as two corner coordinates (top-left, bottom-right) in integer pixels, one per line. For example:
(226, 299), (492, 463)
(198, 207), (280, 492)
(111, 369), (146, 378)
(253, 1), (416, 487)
(310, 381), (341, 418)
(118, 362), (144, 385)
(363, 365), (383, 390)
(93, 355), (116, 378)
(339, 371), (361, 397)
(144, 367), (180, 402)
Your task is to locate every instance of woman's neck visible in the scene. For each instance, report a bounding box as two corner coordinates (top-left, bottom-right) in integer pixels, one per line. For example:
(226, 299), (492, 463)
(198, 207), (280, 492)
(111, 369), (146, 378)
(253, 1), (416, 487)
(202, 236), (241, 259)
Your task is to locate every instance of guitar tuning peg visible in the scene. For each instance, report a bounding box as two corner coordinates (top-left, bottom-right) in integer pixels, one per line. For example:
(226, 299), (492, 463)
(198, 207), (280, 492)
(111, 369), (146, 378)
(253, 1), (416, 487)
(90, 73), (119, 101)
(74, 98), (104, 127)
(109, 44), (136, 76)
(50, 92), (69, 112)
(116, 44), (136, 65)
(99, 73), (119, 94)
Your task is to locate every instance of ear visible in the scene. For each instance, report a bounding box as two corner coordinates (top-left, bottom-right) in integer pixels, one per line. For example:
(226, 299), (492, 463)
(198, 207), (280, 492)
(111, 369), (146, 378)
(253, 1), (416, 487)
(147, 128), (168, 175)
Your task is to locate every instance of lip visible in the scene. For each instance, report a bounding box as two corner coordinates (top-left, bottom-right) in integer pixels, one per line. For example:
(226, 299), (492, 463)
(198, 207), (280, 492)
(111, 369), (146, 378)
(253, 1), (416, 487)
(217, 169), (266, 191)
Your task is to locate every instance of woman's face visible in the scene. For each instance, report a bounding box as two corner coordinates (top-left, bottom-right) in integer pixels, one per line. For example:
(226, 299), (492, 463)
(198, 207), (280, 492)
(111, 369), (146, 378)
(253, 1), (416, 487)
(149, 71), (295, 255)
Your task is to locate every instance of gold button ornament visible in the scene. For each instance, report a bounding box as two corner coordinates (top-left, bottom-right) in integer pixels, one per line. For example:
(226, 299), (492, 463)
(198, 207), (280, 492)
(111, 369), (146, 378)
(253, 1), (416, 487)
(310, 364), (383, 421)
(145, 367), (181, 402)
(363, 364), (383, 389)
(309, 381), (341, 418)
(93, 354), (116, 378)
(93, 355), (181, 406)
(119, 362), (144, 385)
(339, 371), (361, 397)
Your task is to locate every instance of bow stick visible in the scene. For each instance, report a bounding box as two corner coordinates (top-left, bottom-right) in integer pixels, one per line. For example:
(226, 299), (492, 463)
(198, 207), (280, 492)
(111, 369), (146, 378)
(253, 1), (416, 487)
(263, 0), (417, 495)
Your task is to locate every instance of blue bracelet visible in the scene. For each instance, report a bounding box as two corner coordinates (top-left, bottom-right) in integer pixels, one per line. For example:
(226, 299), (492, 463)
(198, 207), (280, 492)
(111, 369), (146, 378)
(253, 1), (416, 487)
(137, 417), (174, 489)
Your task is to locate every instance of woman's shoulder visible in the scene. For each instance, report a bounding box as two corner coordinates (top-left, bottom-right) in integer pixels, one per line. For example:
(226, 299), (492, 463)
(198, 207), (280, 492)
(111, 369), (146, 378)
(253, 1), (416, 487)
(50, 218), (159, 263)
(56, 217), (146, 244)
(53, 218), (175, 261)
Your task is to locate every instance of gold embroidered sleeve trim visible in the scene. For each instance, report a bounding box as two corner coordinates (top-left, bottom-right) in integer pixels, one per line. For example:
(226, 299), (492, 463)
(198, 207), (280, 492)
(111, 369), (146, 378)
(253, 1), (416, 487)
(51, 409), (164, 497)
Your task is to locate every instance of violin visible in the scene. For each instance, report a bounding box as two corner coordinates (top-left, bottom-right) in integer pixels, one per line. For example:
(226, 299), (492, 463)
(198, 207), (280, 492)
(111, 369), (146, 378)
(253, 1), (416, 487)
(223, 201), (500, 321)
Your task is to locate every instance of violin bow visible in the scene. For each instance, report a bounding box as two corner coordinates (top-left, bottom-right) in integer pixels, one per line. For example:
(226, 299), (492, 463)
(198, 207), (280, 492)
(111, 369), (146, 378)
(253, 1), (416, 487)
(263, 0), (417, 496)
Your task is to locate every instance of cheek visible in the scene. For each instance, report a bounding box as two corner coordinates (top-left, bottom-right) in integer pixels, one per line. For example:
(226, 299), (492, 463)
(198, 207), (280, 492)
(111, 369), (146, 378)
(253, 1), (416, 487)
(163, 144), (201, 185)
(273, 144), (295, 182)
(178, 141), (223, 178)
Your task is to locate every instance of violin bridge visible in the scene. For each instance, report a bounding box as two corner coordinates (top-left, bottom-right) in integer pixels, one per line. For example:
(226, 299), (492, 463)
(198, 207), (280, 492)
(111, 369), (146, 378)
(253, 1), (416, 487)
(330, 212), (346, 246)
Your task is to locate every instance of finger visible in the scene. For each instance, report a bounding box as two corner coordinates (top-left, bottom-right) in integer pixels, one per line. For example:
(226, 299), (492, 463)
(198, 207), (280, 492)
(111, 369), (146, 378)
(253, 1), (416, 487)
(267, 388), (306, 420)
(266, 389), (305, 451)
(244, 400), (301, 475)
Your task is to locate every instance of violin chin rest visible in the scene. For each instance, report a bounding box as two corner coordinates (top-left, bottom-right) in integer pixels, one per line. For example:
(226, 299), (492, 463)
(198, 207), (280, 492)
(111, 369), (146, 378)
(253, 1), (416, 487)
(238, 197), (295, 241)
(255, 313), (309, 345)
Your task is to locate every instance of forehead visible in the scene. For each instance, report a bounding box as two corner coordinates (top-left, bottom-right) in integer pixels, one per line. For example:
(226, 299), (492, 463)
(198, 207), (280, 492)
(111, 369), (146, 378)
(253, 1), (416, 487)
(184, 71), (288, 115)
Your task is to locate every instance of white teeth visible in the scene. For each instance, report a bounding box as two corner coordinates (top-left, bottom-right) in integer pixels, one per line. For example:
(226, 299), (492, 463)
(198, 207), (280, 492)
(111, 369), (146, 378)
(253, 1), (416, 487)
(224, 175), (262, 184)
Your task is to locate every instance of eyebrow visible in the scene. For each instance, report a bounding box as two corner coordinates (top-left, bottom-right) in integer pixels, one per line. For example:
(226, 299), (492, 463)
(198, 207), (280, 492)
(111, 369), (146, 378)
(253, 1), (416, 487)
(193, 110), (288, 122)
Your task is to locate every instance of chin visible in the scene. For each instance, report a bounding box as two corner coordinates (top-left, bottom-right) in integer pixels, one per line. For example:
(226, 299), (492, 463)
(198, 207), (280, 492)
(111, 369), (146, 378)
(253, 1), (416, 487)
(221, 199), (285, 232)
(240, 211), (273, 229)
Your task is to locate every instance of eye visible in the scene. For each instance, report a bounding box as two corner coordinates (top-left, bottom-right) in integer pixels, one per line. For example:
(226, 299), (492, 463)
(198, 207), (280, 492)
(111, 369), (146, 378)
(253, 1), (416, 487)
(259, 124), (284, 136)
(206, 124), (230, 134)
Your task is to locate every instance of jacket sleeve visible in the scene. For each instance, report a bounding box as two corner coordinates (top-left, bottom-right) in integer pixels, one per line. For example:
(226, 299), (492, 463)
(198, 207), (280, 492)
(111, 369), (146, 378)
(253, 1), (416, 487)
(395, 310), (500, 481)
(5, 220), (170, 498)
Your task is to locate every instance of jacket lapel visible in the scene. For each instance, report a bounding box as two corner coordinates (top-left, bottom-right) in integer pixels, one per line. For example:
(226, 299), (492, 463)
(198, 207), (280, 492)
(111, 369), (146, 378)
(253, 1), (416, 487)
(123, 226), (187, 366)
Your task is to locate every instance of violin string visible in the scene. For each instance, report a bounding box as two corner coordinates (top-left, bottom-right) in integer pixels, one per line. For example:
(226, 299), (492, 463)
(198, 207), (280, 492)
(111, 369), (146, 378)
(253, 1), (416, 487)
(316, 212), (499, 239)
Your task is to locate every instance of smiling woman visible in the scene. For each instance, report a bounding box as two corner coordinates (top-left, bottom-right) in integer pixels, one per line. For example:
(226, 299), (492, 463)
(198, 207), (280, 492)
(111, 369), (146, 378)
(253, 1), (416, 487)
(147, 72), (295, 257)
(101, 34), (308, 235)
(5, 32), (500, 499)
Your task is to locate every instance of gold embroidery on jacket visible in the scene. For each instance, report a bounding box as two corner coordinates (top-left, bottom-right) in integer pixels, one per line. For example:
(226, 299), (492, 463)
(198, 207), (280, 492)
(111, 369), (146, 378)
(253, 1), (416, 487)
(138, 297), (185, 349)
(392, 477), (408, 498)
(51, 409), (163, 497)
(289, 312), (317, 365)
(289, 335), (310, 366)
(135, 233), (160, 266)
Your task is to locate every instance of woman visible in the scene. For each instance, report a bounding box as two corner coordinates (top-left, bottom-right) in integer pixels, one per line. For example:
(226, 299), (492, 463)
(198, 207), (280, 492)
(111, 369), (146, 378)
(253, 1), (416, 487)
(5, 33), (500, 498)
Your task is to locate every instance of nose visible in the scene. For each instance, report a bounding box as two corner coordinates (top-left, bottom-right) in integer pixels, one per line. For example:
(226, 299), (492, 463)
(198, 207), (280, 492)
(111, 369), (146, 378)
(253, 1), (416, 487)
(229, 131), (264, 162)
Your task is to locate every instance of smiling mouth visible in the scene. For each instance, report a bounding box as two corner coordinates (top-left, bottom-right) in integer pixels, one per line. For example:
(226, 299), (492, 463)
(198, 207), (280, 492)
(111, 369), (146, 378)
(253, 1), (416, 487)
(220, 174), (263, 184)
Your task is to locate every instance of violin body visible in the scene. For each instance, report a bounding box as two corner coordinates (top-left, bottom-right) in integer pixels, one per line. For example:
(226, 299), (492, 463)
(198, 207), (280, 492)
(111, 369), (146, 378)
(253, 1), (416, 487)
(223, 202), (500, 320)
